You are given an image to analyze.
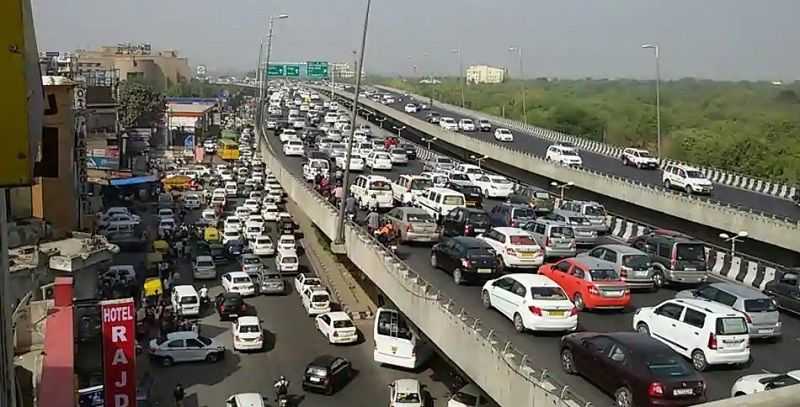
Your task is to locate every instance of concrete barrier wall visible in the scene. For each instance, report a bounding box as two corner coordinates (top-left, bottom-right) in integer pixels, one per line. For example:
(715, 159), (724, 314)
(326, 89), (800, 253)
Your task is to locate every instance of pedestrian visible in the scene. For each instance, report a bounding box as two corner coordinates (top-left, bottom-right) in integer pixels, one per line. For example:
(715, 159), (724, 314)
(366, 210), (381, 235)
(175, 240), (184, 258)
(174, 383), (185, 407)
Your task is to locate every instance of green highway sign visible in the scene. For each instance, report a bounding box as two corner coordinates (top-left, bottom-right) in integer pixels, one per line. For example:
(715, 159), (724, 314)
(307, 61), (329, 79)
(285, 64), (301, 77)
(267, 64), (284, 76)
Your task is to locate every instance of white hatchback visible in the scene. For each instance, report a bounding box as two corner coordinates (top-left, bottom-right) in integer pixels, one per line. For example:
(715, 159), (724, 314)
(481, 273), (577, 333)
(494, 128), (514, 142)
(315, 311), (358, 344)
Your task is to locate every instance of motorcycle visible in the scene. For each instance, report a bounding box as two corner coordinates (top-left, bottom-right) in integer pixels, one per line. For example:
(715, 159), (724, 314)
(277, 394), (289, 407)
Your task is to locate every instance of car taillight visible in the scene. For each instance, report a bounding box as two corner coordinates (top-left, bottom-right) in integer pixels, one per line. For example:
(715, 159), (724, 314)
(588, 285), (600, 296)
(241, 304), (247, 311)
(707, 332), (717, 350)
(569, 307), (579, 316)
(464, 224), (473, 235)
(648, 382), (665, 398)
(528, 305), (542, 316)
(506, 248), (517, 256)
(461, 258), (472, 268)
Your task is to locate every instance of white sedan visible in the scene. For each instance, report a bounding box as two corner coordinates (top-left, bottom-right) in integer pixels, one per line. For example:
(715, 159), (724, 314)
(481, 273), (577, 333)
(731, 370), (800, 397)
(478, 227), (544, 269)
(471, 175), (514, 198)
(494, 128), (514, 142)
(277, 234), (296, 251)
(243, 199), (261, 213)
(315, 311), (358, 344)
(294, 273), (322, 295)
(222, 230), (242, 245)
(232, 316), (264, 351)
(221, 272), (256, 296)
(439, 117), (459, 131)
(283, 140), (304, 156)
(251, 236), (275, 256)
(366, 152), (393, 170)
(404, 103), (418, 113)
(279, 129), (298, 143)
(262, 204), (280, 221)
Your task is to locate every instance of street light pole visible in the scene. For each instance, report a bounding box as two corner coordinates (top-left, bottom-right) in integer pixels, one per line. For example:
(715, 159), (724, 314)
(393, 125), (406, 138)
(550, 181), (574, 201)
(720, 231), (748, 257)
(451, 48), (465, 108)
(335, 0), (372, 245)
(642, 43), (662, 159)
(421, 137), (437, 151)
(470, 154), (488, 169)
(262, 14), (289, 116)
(509, 47), (527, 124)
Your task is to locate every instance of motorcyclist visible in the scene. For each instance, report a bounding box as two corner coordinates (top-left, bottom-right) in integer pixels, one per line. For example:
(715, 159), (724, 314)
(198, 284), (209, 305)
(274, 376), (290, 401)
(375, 221), (395, 246)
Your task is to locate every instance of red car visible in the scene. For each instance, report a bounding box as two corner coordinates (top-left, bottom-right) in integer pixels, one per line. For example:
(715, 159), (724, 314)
(539, 257), (630, 311)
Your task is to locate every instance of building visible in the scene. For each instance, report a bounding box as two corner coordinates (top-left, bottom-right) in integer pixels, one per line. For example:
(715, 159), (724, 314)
(330, 62), (365, 80)
(74, 43), (191, 91)
(466, 64), (506, 84)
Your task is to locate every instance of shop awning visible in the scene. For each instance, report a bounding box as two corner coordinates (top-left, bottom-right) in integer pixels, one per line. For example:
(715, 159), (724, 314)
(110, 175), (159, 186)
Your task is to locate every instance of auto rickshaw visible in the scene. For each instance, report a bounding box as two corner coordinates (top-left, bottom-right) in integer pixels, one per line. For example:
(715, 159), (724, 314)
(142, 277), (163, 298)
(204, 226), (221, 242)
(152, 240), (170, 256)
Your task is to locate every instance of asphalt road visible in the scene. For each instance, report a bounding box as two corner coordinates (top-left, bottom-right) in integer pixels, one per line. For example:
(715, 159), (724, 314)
(370, 88), (800, 222)
(264, 120), (800, 406)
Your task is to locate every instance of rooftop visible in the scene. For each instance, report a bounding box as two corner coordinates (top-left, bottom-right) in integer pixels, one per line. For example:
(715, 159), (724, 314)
(39, 232), (116, 272)
(166, 102), (216, 115)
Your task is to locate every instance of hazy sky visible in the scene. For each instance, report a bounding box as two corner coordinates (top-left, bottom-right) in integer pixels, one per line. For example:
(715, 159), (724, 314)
(32, 0), (800, 80)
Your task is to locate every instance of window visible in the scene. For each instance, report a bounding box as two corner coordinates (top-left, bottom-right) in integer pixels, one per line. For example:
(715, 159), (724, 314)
(656, 242), (672, 259)
(555, 261), (571, 272)
(714, 290), (738, 307)
(695, 286), (720, 301)
(647, 355), (692, 378)
(744, 298), (777, 313)
(511, 282), (526, 297)
(186, 338), (204, 348)
(716, 317), (748, 335)
(607, 345), (627, 363)
(534, 223), (546, 234)
(588, 268), (618, 281)
(655, 302), (684, 320)
(683, 308), (706, 328)
(588, 248), (605, 259)
(509, 235), (536, 246)
(531, 286), (567, 300)
(319, 315), (331, 324)
(585, 336), (614, 355)
(167, 339), (185, 348)
(571, 267), (586, 279)
(551, 226), (574, 238)
(780, 272), (799, 286)
(493, 277), (514, 291)
(602, 250), (618, 263)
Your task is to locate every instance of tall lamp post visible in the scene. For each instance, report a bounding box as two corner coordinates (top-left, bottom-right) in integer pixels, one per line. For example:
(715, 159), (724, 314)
(374, 116), (386, 129)
(470, 154), (488, 169)
(261, 14), (289, 115)
(550, 181), (574, 201)
(335, 0), (372, 245)
(641, 43), (662, 159)
(450, 48), (465, 108)
(392, 125), (406, 138)
(720, 231), (748, 256)
(508, 46), (527, 124)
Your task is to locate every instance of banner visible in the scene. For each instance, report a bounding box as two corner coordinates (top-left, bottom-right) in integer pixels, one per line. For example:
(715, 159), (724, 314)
(101, 298), (136, 407)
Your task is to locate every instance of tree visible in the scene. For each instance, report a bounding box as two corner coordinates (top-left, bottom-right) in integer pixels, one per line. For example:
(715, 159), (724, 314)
(118, 80), (164, 128)
(775, 89), (800, 104)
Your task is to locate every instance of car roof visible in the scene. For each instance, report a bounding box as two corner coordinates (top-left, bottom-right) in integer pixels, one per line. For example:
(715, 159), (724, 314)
(708, 282), (769, 299)
(164, 331), (200, 340)
(669, 298), (744, 316)
(506, 273), (559, 287)
(393, 379), (421, 393)
(573, 256), (616, 269)
(326, 311), (351, 321)
(236, 316), (260, 325)
(492, 227), (529, 235)
(227, 271), (250, 278)
(595, 244), (645, 255)
(450, 236), (491, 249)
(232, 393), (265, 407)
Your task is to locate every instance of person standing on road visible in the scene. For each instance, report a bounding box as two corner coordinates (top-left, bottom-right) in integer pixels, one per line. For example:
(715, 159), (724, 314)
(174, 383), (185, 407)
(344, 195), (356, 217)
(175, 240), (184, 258)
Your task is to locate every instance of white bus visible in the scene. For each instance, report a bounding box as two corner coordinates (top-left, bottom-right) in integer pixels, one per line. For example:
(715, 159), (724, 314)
(373, 308), (433, 369)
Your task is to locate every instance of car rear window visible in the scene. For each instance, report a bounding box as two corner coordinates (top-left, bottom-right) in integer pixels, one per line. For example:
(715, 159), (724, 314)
(443, 195), (465, 206)
(589, 269), (620, 281)
(509, 235), (537, 246)
(534, 192), (551, 199)
(312, 294), (329, 302)
(180, 296), (198, 304)
(239, 325), (260, 333)
(333, 320), (354, 328)
(307, 366), (328, 377)
(551, 227), (574, 238)
(676, 243), (706, 262)
(511, 208), (535, 219)
(647, 356), (693, 378)
(584, 205), (606, 216)
(467, 212), (490, 223)
(744, 298), (778, 313)
(622, 254), (650, 269)
(369, 181), (391, 191)
(531, 287), (567, 300)
(233, 277), (251, 284)
(282, 256), (298, 264)
(407, 213), (434, 223)
(197, 261), (213, 267)
(410, 179), (433, 190)
(716, 317), (749, 335)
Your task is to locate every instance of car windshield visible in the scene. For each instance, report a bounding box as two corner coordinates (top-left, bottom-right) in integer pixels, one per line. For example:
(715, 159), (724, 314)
(232, 276), (251, 284)
(512, 208), (535, 219)
(451, 174), (469, 181)
(442, 195), (465, 205)
(569, 216), (591, 225)
(197, 261), (213, 267)
(509, 235), (537, 245)
(180, 296), (198, 304)
(437, 158), (453, 164)
(396, 393), (421, 403)
(647, 355), (692, 378)
(311, 294), (329, 302)
(676, 243), (705, 261)
(257, 238), (271, 244)
(282, 256), (298, 264)
(551, 226), (574, 238)
(622, 254), (650, 269)
(467, 212), (490, 223)
(243, 257), (259, 265)
(239, 324), (260, 333)
(407, 213), (434, 223)
(686, 170), (706, 179)
(531, 286), (568, 300)
(744, 298), (778, 312)
(333, 319), (354, 328)
(584, 205), (606, 216)
(410, 179), (433, 190)
(369, 181), (392, 191)
(589, 269), (619, 281)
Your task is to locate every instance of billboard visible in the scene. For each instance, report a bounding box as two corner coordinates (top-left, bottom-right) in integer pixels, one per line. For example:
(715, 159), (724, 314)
(101, 298), (137, 407)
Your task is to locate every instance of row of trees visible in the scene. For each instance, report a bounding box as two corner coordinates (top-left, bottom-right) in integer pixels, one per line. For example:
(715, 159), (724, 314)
(377, 77), (800, 184)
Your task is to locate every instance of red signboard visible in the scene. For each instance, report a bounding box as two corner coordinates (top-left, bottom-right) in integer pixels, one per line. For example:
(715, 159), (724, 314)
(101, 298), (137, 407)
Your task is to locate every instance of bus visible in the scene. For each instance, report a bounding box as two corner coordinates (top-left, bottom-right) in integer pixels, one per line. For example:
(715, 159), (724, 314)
(373, 307), (433, 369)
(219, 139), (240, 161)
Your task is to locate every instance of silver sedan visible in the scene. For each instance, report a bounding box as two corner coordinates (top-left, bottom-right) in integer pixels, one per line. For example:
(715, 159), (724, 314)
(383, 207), (440, 243)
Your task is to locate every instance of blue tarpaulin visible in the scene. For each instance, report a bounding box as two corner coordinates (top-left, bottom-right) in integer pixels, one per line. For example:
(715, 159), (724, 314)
(110, 175), (159, 186)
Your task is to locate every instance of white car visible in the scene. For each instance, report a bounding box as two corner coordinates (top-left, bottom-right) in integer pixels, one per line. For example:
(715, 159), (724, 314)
(366, 152), (393, 170)
(224, 216), (242, 233)
(243, 199), (260, 213)
(224, 182), (238, 196)
(243, 224), (263, 241)
(301, 286), (332, 316)
(335, 154), (365, 172)
(622, 147), (659, 169)
(439, 117), (458, 131)
(731, 370), (800, 397)
(277, 234), (296, 252)
(494, 128), (514, 142)
(183, 193), (202, 209)
(403, 103), (418, 113)
(157, 208), (175, 220)
(447, 384), (488, 407)
(97, 213), (141, 228)
(478, 227), (544, 269)
(226, 394), (265, 407)
(662, 163), (714, 194)
(481, 274), (578, 333)
(158, 218), (176, 236)
(283, 140), (305, 156)
(458, 118), (476, 132)
(389, 379), (423, 407)
(221, 272), (256, 296)
(235, 206), (252, 219)
(232, 316), (264, 351)
(279, 129), (298, 143)
(315, 311), (358, 344)
(545, 144), (582, 167)
(148, 331), (225, 367)
(276, 249), (299, 273)
(294, 273), (322, 295)
(471, 175), (514, 198)
(262, 204), (280, 222)
(251, 236), (275, 256)
(326, 128), (343, 142)
(633, 298), (750, 371)
(222, 230), (242, 245)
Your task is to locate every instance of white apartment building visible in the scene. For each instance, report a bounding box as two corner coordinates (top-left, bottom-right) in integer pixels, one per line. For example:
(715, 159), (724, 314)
(466, 65), (506, 84)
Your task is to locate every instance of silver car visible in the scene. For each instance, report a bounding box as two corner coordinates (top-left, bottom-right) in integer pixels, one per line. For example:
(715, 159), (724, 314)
(239, 254), (263, 275)
(542, 210), (598, 246)
(384, 207), (440, 243)
(259, 271), (286, 295)
(389, 148), (409, 165)
(675, 282), (781, 339)
(578, 244), (654, 290)
(521, 219), (576, 258)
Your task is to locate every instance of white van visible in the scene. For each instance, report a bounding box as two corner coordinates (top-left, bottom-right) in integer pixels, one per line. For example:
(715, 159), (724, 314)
(416, 187), (466, 221)
(276, 249), (299, 274)
(171, 285), (200, 317)
(351, 175), (393, 210)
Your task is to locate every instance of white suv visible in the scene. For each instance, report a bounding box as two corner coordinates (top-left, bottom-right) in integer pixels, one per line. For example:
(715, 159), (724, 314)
(458, 118), (476, 132)
(439, 117), (459, 131)
(662, 164), (713, 194)
(545, 145), (582, 167)
(633, 298), (750, 371)
(621, 147), (659, 169)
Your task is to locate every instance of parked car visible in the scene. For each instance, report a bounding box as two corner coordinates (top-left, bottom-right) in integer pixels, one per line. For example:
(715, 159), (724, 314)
(579, 245), (655, 290)
(315, 311), (358, 344)
(560, 332), (707, 407)
(383, 207), (440, 243)
(302, 355), (354, 395)
(482, 273), (577, 333)
(440, 207), (492, 238)
(148, 331), (225, 367)
(431, 237), (499, 285)
(629, 230), (708, 288)
(539, 257), (631, 311)
(731, 370), (800, 397)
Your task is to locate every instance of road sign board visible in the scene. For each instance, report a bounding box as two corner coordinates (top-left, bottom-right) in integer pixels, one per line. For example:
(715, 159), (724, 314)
(306, 61), (329, 78)
(285, 65), (301, 77)
(267, 64), (284, 76)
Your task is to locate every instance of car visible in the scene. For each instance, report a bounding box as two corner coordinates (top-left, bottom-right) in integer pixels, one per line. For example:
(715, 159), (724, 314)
(148, 331), (225, 367)
(283, 140), (305, 156)
(482, 273), (577, 333)
(416, 187), (466, 222)
(243, 199), (260, 213)
(675, 282), (781, 339)
(431, 236), (499, 285)
(225, 393), (266, 407)
(425, 156), (455, 173)
(224, 216), (242, 233)
(458, 118), (476, 132)
(477, 119), (492, 132)
(487, 203), (535, 228)
(192, 255), (217, 280)
(275, 249), (300, 274)
(764, 268), (800, 316)
(221, 272), (256, 296)
(622, 147), (660, 169)
(239, 253), (263, 274)
(235, 206), (253, 220)
(224, 238), (246, 258)
(472, 175), (514, 198)
(662, 163), (714, 195)
(439, 117), (459, 131)
(388, 379), (423, 407)
(445, 180), (483, 208)
(366, 151), (393, 170)
(494, 128), (514, 142)
(628, 230), (708, 288)
(158, 218), (176, 236)
(222, 230), (242, 245)
(560, 332), (707, 407)
(440, 207), (492, 238)
(447, 384), (489, 407)
(389, 148), (409, 165)
(383, 207), (439, 243)
(539, 257), (631, 311)
(558, 200), (610, 234)
(398, 143), (417, 160)
(215, 292), (252, 320)
(315, 311), (358, 344)
(521, 219), (577, 259)
(545, 144), (582, 167)
(633, 298), (750, 371)
(302, 355), (354, 395)
(391, 175), (434, 205)
(731, 370), (800, 397)
(251, 236), (275, 256)
(425, 112), (441, 124)
(404, 103), (418, 113)
(579, 245), (655, 290)
(224, 181), (238, 197)
(243, 223), (264, 241)
(231, 316), (264, 352)
(478, 227), (544, 271)
(279, 129), (298, 143)
(98, 212), (141, 228)
(157, 208), (175, 220)
(541, 210), (598, 246)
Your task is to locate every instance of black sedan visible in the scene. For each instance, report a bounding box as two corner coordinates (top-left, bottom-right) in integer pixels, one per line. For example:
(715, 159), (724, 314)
(214, 292), (253, 321)
(560, 332), (706, 407)
(430, 237), (498, 285)
(302, 355), (353, 395)
(398, 143), (417, 160)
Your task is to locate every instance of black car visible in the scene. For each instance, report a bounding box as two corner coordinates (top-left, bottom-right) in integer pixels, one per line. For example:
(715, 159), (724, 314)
(303, 128), (325, 143)
(225, 238), (247, 258)
(764, 268), (800, 316)
(398, 143), (417, 160)
(195, 242), (229, 264)
(488, 203), (536, 228)
(441, 207), (491, 237)
(425, 112), (441, 124)
(560, 332), (706, 407)
(302, 355), (354, 395)
(446, 181), (483, 208)
(214, 292), (252, 320)
(431, 236), (498, 285)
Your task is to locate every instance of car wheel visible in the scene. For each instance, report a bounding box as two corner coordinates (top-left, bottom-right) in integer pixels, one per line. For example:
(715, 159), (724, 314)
(560, 348), (577, 374)
(573, 293), (585, 311)
(513, 313), (525, 333)
(692, 350), (709, 371)
(453, 268), (464, 285)
(622, 157), (629, 166)
(160, 356), (174, 367)
(206, 352), (220, 363)
(614, 387), (633, 407)
(685, 184), (694, 194)
(664, 179), (671, 190)
(652, 271), (664, 288)
(430, 254), (438, 269)
(481, 290), (492, 309)
(636, 322), (650, 336)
